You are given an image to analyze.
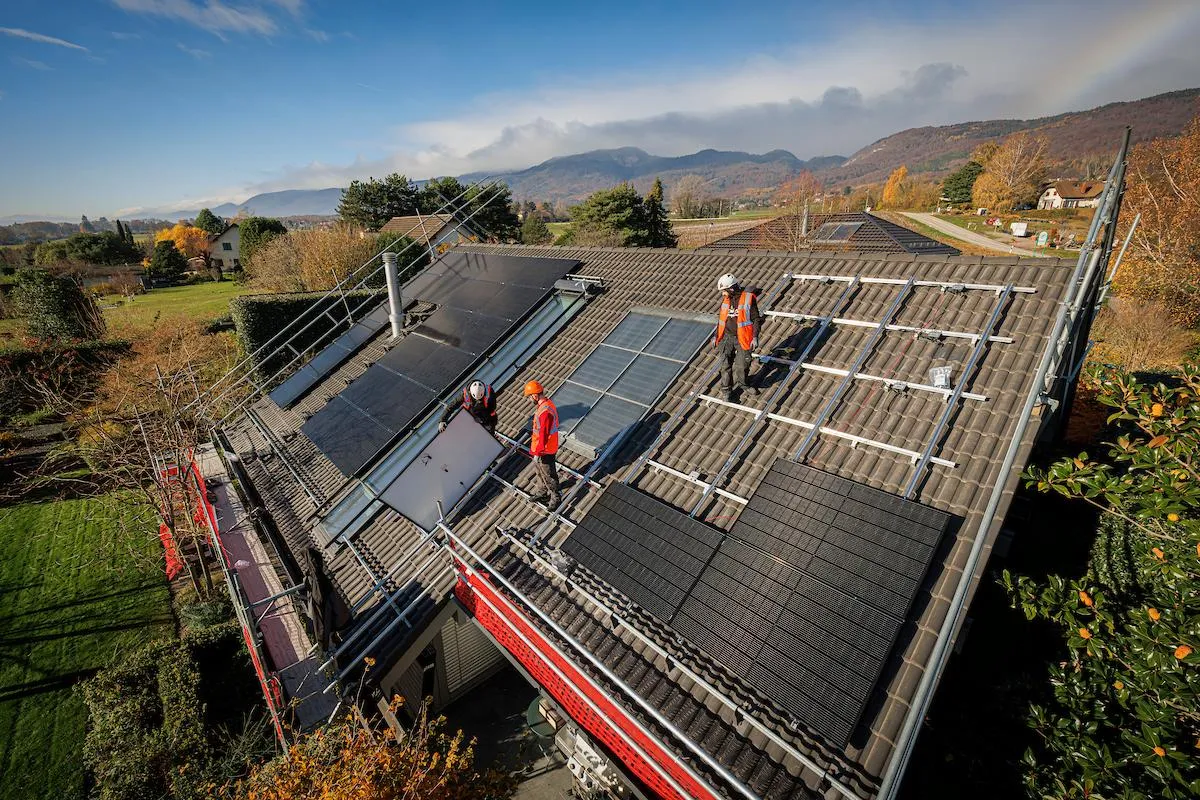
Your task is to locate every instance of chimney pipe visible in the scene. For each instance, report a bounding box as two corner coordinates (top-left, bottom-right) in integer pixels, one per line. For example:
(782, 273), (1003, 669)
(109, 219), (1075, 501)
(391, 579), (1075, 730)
(383, 252), (403, 339)
(801, 206), (809, 237)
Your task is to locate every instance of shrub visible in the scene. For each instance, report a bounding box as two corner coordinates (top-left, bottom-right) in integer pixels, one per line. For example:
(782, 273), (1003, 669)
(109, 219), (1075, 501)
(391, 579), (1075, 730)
(1089, 510), (1141, 596)
(12, 267), (107, 341)
(229, 288), (386, 379)
(146, 241), (188, 285)
(0, 339), (129, 417)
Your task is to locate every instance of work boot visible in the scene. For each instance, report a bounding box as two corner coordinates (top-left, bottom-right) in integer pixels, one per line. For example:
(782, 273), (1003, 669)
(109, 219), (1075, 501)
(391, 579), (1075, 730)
(547, 496), (561, 512)
(720, 389), (732, 403)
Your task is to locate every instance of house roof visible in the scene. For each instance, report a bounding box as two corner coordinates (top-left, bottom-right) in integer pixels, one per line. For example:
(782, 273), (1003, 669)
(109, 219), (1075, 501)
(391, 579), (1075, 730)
(208, 222), (238, 243)
(1047, 180), (1104, 199)
(220, 243), (1078, 800)
(702, 212), (961, 256)
(379, 213), (456, 244)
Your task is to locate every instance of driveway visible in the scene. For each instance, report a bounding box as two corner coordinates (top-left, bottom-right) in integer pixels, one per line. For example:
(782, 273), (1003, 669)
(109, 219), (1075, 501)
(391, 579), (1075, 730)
(901, 212), (1048, 257)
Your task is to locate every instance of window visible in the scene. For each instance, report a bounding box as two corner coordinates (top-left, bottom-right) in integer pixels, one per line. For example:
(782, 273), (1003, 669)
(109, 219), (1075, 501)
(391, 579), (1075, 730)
(233, 258), (241, 268)
(222, 242), (233, 251)
(809, 221), (863, 243)
(555, 311), (712, 458)
(213, 258), (224, 268)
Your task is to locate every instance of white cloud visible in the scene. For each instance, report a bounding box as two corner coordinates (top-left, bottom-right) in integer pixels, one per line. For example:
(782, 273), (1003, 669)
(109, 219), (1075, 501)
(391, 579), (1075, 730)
(12, 56), (53, 71)
(0, 26), (88, 51)
(177, 42), (211, 58)
(111, 0), (283, 37)
(305, 28), (328, 42)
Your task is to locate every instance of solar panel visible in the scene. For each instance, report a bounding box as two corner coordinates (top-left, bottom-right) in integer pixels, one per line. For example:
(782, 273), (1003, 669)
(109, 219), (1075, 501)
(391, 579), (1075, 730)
(269, 301), (391, 408)
(302, 253), (580, 475)
(645, 318), (714, 361)
(563, 459), (954, 746)
(562, 484), (722, 623)
(810, 221), (863, 243)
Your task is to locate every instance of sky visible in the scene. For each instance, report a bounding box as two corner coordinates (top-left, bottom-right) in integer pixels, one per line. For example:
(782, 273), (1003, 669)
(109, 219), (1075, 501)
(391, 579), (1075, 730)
(1, 0), (1199, 219)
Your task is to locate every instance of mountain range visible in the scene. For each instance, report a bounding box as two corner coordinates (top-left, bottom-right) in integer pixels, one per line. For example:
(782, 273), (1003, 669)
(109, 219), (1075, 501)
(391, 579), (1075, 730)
(14, 87), (1194, 224)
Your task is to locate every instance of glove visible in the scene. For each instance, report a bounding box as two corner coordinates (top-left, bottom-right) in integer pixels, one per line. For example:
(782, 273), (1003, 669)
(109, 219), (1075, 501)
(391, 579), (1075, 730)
(438, 422), (447, 433)
(750, 337), (759, 351)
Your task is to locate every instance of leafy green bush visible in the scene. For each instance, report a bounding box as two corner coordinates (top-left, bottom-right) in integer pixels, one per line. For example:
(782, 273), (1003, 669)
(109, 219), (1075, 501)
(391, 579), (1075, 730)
(1004, 365), (1200, 799)
(230, 288), (385, 379)
(12, 267), (107, 341)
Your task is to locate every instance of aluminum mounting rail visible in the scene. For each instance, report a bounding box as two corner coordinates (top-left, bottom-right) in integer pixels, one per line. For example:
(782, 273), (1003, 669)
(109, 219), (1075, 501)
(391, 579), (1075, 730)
(786, 274), (1036, 293)
(763, 310), (1015, 344)
(643, 459), (749, 505)
(768, 358), (989, 402)
(904, 284), (1014, 499)
(498, 528), (867, 800)
(245, 408), (323, 507)
(794, 278), (917, 461)
(689, 277), (863, 516)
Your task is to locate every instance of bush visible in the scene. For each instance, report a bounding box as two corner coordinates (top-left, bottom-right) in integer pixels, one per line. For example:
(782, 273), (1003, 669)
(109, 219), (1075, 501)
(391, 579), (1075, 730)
(12, 267), (107, 341)
(230, 288), (386, 379)
(0, 339), (129, 419)
(1090, 511), (1141, 596)
(146, 241), (188, 285)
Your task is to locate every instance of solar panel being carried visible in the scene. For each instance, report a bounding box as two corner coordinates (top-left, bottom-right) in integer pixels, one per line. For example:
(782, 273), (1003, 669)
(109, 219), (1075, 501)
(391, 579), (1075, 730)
(561, 458), (955, 746)
(301, 251), (580, 475)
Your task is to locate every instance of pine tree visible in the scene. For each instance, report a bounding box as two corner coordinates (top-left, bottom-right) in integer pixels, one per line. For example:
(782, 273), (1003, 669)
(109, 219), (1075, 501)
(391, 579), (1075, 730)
(520, 213), (553, 245)
(114, 220), (125, 242)
(194, 208), (226, 237)
(643, 178), (677, 248)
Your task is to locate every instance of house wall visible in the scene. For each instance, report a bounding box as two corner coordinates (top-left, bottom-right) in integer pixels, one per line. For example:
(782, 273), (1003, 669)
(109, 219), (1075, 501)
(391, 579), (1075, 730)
(211, 227), (241, 269)
(1038, 189), (1063, 210)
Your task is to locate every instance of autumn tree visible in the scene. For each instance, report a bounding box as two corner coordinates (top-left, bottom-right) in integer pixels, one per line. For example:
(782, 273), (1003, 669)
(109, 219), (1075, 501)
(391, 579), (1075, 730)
(971, 132), (1049, 212)
(671, 174), (708, 218)
(756, 171), (825, 250)
(155, 222), (210, 259)
(881, 165), (909, 208)
(338, 173), (419, 231)
(244, 225), (426, 293)
(1112, 113), (1200, 325)
(643, 177), (677, 247)
(1007, 366), (1200, 799)
(194, 207), (226, 236)
(222, 707), (515, 800)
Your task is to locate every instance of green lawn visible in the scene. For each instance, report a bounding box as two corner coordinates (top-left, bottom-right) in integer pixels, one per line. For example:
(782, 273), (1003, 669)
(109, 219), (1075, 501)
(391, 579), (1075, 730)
(102, 280), (247, 332)
(0, 494), (173, 800)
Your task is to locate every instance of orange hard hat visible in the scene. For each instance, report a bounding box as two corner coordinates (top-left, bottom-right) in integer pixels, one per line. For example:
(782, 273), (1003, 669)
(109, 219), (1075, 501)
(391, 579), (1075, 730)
(523, 380), (544, 396)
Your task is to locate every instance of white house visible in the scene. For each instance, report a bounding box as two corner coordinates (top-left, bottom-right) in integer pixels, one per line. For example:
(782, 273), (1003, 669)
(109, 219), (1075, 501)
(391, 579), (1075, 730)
(210, 224), (241, 270)
(1038, 180), (1104, 210)
(379, 214), (468, 252)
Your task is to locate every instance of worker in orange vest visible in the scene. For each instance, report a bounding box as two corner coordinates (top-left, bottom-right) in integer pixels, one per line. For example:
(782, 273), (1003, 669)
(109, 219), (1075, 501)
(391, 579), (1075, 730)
(524, 380), (561, 510)
(439, 379), (498, 434)
(713, 273), (764, 401)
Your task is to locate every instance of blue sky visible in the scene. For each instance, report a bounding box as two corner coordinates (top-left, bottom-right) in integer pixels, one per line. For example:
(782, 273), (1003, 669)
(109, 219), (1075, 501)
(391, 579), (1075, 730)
(1, 0), (1199, 219)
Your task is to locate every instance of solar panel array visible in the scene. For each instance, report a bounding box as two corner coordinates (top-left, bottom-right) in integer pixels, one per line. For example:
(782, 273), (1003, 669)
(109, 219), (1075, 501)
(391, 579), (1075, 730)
(561, 460), (953, 746)
(556, 312), (713, 458)
(269, 301), (394, 408)
(561, 483), (722, 622)
(301, 252), (580, 475)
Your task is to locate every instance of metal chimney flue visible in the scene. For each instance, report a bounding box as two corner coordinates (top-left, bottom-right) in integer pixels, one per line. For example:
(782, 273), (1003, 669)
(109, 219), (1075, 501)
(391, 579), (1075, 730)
(382, 252), (403, 338)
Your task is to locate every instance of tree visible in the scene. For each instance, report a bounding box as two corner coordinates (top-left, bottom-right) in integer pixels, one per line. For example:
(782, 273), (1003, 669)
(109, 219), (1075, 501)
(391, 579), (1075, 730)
(221, 706), (516, 800)
(243, 226), (428, 293)
(337, 174), (419, 230)
(881, 165), (909, 208)
(80, 214), (95, 233)
(971, 132), (1050, 212)
(570, 184), (651, 247)
(238, 217), (288, 264)
(34, 231), (140, 266)
(114, 220), (125, 242)
(520, 214), (553, 245)
(774, 171), (822, 215)
(12, 267), (106, 341)
(418, 176), (468, 214)
(1006, 365), (1200, 799)
(671, 174), (707, 218)
(942, 161), (985, 205)
(1113, 113), (1200, 325)
(463, 182), (521, 242)
(194, 208), (226, 237)
(146, 240), (188, 284)
(155, 222), (210, 259)
(643, 177), (677, 247)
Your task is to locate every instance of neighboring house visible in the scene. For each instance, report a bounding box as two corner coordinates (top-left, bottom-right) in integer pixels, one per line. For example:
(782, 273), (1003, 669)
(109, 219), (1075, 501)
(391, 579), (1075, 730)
(1038, 180), (1105, 209)
(379, 213), (468, 252)
(702, 211), (961, 255)
(209, 224), (240, 270)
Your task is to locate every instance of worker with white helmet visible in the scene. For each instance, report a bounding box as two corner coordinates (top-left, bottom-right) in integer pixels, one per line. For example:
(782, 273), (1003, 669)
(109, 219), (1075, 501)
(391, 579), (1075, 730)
(713, 273), (764, 402)
(439, 379), (498, 434)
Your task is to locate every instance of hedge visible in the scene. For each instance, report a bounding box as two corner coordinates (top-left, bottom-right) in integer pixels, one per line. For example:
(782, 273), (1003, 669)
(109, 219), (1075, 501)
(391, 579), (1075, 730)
(0, 339), (130, 418)
(230, 288), (386, 380)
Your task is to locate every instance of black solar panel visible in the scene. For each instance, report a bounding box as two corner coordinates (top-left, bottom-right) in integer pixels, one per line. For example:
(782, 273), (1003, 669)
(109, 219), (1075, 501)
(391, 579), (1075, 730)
(302, 253), (580, 475)
(563, 460), (954, 746)
(269, 301), (392, 408)
(562, 483), (722, 624)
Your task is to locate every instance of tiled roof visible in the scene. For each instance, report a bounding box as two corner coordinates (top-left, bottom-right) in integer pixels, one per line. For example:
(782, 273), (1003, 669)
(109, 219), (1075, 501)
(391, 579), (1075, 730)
(1048, 180), (1104, 200)
(379, 213), (456, 244)
(221, 243), (1076, 800)
(703, 213), (960, 256)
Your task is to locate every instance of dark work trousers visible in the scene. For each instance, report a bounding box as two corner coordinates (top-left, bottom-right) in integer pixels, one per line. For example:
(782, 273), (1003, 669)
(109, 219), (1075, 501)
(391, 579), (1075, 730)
(717, 338), (752, 394)
(534, 454), (561, 505)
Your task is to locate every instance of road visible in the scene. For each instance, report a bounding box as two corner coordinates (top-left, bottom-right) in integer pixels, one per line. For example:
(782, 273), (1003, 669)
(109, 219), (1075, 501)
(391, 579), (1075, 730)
(900, 212), (1048, 257)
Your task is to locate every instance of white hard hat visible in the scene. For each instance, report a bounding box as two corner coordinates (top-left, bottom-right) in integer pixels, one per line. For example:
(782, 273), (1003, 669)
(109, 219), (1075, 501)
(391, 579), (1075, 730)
(468, 380), (486, 400)
(717, 274), (739, 291)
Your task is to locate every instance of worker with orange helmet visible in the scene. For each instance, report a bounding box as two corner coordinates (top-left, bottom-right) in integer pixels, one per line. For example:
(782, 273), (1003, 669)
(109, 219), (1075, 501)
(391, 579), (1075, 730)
(523, 379), (561, 510)
(713, 273), (764, 401)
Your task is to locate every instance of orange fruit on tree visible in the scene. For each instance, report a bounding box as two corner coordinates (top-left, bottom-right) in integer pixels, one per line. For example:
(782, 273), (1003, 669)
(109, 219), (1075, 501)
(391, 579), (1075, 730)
(1151, 403), (1164, 417)
(1176, 644), (1193, 660)
(1154, 746), (1167, 757)
(1079, 590), (1093, 607)
(1168, 513), (1180, 522)
(1153, 547), (1166, 560)
(1079, 627), (1092, 640)
(1148, 607), (1161, 621)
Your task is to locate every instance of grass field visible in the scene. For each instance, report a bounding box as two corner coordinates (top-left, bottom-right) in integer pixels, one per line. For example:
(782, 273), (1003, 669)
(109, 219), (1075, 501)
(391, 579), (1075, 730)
(0, 493), (173, 800)
(102, 280), (247, 333)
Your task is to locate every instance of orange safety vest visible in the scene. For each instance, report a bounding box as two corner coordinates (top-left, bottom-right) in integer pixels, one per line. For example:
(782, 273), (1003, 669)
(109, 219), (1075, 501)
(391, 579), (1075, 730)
(715, 290), (757, 350)
(531, 397), (559, 456)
